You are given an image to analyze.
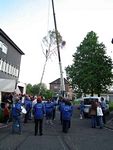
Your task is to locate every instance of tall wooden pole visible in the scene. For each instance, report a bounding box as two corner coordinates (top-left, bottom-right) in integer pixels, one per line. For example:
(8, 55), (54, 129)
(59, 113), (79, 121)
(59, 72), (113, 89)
(51, 0), (65, 96)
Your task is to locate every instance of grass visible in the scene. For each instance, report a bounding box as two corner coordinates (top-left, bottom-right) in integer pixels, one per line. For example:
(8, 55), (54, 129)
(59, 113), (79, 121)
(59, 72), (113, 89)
(109, 101), (113, 112)
(72, 100), (80, 105)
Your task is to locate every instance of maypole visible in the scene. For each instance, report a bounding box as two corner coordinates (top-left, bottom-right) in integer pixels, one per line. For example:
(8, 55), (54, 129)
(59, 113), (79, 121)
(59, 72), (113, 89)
(51, 0), (65, 97)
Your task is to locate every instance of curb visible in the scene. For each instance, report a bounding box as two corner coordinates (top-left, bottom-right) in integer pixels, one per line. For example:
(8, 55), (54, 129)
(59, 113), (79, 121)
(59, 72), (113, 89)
(104, 118), (113, 130)
(0, 123), (12, 129)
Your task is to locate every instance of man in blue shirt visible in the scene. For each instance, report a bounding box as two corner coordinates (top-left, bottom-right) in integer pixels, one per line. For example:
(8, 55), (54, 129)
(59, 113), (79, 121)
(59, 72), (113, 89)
(45, 99), (54, 125)
(24, 95), (32, 123)
(61, 100), (73, 133)
(12, 97), (22, 134)
(33, 96), (45, 136)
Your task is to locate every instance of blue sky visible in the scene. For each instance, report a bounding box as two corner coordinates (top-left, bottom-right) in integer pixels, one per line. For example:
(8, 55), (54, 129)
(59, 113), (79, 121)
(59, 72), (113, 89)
(0, 0), (113, 88)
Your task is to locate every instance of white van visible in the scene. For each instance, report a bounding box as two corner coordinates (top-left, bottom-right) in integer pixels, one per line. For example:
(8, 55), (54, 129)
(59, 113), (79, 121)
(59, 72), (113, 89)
(82, 96), (109, 117)
(83, 97), (100, 117)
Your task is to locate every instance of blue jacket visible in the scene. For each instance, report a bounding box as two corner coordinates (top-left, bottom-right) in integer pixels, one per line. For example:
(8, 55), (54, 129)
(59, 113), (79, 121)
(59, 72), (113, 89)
(12, 102), (22, 117)
(59, 101), (65, 112)
(51, 100), (57, 109)
(33, 102), (45, 119)
(45, 101), (53, 113)
(62, 105), (73, 120)
(24, 98), (32, 112)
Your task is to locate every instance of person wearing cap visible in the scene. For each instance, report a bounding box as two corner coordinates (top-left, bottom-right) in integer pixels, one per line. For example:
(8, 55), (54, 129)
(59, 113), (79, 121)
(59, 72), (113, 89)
(33, 96), (45, 136)
(11, 97), (22, 134)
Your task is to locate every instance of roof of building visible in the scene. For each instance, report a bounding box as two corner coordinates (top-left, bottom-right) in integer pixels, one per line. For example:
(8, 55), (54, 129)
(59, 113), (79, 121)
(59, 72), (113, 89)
(50, 78), (70, 84)
(0, 28), (25, 55)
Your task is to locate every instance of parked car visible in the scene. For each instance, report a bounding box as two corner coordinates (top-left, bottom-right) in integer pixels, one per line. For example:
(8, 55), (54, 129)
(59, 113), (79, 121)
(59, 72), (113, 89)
(83, 97), (109, 118)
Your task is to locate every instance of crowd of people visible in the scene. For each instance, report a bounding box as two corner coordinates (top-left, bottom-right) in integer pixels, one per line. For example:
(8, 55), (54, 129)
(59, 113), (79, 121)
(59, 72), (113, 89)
(0, 94), (109, 136)
(5, 94), (73, 135)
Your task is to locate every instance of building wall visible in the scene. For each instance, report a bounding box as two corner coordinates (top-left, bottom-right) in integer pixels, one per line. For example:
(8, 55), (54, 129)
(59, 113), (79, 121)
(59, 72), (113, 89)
(50, 82), (72, 98)
(50, 83), (59, 93)
(50, 83), (69, 93)
(0, 35), (22, 80)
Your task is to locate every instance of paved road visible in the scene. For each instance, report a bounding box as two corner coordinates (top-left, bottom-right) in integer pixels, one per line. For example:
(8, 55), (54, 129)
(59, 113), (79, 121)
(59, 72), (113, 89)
(0, 108), (113, 150)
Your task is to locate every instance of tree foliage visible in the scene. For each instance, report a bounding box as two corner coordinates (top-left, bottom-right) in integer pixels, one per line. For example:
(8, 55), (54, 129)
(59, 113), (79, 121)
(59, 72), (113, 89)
(42, 30), (65, 51)
(66, 31), (113, 96)
(26, 83), (54, 99)
(26, 84), (32, 95)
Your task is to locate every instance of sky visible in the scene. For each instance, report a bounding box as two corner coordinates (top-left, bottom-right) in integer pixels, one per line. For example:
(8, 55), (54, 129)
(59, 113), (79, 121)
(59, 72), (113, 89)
(0, 0), (113, 88)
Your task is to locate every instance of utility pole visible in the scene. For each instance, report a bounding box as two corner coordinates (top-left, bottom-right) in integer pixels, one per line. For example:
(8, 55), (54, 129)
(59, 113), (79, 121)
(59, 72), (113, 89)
(51, 0), (65, 97)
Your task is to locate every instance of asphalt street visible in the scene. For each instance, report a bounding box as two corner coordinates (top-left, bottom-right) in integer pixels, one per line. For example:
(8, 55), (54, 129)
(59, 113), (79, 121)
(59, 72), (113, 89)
(0, 108), (113, 150)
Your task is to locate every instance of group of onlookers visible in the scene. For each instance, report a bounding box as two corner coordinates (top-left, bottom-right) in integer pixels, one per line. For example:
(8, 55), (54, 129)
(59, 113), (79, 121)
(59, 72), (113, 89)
(1, 93), (109, 136)
(10, 94), (73, 135)
(90, 97), (107, 129)
(79, 97), (107, 129)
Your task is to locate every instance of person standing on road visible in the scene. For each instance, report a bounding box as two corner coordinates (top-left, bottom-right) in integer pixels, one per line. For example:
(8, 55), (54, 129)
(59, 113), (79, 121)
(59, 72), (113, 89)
(100, 97), (106, 124)
(51, 98), (57, 121)
(61, 100), (73, 133)
(33, 96), (45, 136)
(97, 102), (103, 129)
(45, 98), (54, 125)
(89, 101), (97, 128)
(79, 100), (85, 119)
(11, 97), (22, 134)
(3, 103), (10, 124)
(24, 95), (32, 123)
(58, 97), (65, 124)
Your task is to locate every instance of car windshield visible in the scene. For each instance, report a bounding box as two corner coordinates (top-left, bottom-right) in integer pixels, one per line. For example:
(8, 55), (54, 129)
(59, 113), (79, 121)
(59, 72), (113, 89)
(84, 98), (98, 105)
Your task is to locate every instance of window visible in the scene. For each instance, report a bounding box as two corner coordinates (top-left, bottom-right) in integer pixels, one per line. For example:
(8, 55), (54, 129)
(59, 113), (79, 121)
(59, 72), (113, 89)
(0, 41), (2, 50)
(13, 67), (16, 76)
(0, 59), (2, 70)
(0, 59), (19, 77)
(54, 85), (58, 89)
(8, 64), (12, 74)
(0, 41), (8, 54)
(1, 60), (6, 72)
(2, 43), (8, 54)
(5, 63), (9, 73)
(16, 68), (19, 77)
(12, 66), (15, 76)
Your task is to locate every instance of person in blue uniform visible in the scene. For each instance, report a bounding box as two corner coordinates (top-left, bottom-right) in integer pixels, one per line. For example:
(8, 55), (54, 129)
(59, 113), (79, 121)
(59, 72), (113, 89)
(61, 100), (73, 133)
(12, 97), (22, 134)
(45, 99), (54, 125)
(58, 97), (65, 124)
(24, 95), (32, 123)
(33, 96), (45, 136)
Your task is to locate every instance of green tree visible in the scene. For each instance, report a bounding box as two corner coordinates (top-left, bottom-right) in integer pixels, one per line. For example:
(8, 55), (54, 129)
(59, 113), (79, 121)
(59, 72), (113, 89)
(31, 83), (47, 96)
(43, 89), (54, 99)
(26, 84), (32, 95)
(26, 83), (54, 98)
(66, 31), (113, 96)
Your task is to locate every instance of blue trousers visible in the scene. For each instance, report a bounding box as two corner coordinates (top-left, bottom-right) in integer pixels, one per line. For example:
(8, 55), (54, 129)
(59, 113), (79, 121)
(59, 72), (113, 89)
(62, 120), (70, 133)
(91, 115), (97, 128)
(12, 116), (22, 133)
